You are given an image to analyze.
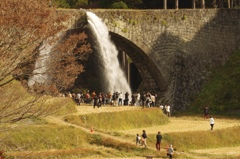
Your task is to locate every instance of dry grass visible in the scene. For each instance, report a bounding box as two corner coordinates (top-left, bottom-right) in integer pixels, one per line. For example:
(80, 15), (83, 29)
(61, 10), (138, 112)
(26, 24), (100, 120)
(52, 105), (240, 158)
(64, 107), (169, 131)
(1, 101), (240, 159)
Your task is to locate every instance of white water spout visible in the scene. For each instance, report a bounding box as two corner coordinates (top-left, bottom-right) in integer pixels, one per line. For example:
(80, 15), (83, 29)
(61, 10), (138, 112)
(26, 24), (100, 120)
(86, 12), (131, 95)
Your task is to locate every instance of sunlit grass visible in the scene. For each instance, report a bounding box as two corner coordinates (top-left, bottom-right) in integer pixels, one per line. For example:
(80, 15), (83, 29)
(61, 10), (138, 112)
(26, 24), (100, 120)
(155, 126), (240, 152)
(0, 77), (77, 122)
(64, 108), (169, 131)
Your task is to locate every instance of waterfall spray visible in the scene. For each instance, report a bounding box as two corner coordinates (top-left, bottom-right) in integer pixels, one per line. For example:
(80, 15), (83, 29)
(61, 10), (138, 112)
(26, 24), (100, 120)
(28, 40), (53, 87)
(86, 12), (131, 95)
(28, 33), (61, 87)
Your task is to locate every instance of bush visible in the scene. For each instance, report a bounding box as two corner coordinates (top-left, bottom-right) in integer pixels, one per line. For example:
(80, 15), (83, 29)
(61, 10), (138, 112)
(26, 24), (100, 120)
(111, 1), (128, 9)
(54, 0), (71, 8)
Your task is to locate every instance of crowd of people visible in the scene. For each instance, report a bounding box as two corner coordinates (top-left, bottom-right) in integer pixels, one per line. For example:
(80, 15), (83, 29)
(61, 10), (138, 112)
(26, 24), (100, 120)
(65, 90), (160, 108)
(61, 90), (175, 118)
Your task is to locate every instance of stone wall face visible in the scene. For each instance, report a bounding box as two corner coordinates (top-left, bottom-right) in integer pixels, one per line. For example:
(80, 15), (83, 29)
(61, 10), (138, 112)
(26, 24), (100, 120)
(72, 9), (240, 111)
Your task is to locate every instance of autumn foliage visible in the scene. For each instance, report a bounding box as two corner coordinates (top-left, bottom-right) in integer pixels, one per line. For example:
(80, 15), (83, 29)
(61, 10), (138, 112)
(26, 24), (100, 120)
(0, 0), (92, 93)
(0, 0), (92, 123)
(50, 32), (92, 92)
(0, 0), (68, 85)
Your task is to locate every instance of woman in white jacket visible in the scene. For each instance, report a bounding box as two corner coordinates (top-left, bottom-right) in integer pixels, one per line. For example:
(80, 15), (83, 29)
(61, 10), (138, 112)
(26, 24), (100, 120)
(210, 116), (215, 130)
(167, 144), (174, 159)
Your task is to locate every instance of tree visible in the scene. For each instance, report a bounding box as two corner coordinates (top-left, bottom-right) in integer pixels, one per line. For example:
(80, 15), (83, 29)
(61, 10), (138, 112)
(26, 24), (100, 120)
(49, 31), (92, 92)
(54, 0), (71, 8)
(124, 0), (143, 8)
(0, 0), (91, 123)
(0, 0), (68, 87)
(0, 0), (68, 123)
(111, 1), (129, 9)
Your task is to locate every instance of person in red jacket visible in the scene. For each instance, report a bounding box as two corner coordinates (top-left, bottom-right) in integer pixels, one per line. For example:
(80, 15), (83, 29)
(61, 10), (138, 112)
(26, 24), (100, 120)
(156, 131), (162, 151)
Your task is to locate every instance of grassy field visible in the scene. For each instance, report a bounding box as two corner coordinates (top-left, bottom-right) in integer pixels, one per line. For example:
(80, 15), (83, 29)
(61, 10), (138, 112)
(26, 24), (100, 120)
(1, 50), (240, 158)
(1, 101), (240, 159)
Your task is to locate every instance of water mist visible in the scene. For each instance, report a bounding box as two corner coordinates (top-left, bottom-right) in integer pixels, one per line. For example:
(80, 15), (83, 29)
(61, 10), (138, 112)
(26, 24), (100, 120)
(28, 40), (53, 87)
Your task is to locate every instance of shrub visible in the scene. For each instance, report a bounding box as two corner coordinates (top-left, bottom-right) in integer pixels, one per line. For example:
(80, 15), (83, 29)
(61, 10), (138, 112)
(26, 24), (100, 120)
(111, 1), (128, 9)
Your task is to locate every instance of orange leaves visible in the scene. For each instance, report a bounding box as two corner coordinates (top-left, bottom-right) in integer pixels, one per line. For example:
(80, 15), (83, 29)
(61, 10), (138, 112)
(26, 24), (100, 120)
(0, 0), (69, 85)
(47, 32), (92, 92)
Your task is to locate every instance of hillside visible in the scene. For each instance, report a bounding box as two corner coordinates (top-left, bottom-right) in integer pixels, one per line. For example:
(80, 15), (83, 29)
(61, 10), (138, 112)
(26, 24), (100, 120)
(1, 104), (240, 159)
(189, 50), (240, 115)
(1, 50), (240, 158)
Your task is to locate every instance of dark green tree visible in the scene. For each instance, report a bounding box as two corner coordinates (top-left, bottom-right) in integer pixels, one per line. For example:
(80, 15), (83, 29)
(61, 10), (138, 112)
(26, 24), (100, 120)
(124, 0), (143, 8)
(54, 0), (71, 8)
(111, 1), (128, 9)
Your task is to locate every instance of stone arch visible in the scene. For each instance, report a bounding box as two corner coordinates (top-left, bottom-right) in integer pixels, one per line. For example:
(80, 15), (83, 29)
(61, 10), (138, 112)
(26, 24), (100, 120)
(110, 32), (167, 95)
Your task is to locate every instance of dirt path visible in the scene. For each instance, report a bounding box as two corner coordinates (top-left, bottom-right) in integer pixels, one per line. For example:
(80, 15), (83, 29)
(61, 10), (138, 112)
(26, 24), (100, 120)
(47, 106), (145, 146)
(73, 106), (240, 134)
(119, 116), (240, 134)
(47, 105), (240, 158)
(46, 115), (135, 146)
(189, 146), (240, 159)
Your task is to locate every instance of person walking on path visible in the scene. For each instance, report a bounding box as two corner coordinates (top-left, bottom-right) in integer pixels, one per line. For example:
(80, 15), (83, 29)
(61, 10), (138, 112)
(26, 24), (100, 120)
(141, 130), (147, 147)
(156, 131), (162, 151)
(167, 144), (174, 159)
(204, 106), (209, 119)
(210, 116), (214, 130)
(136, 134), (141, 145)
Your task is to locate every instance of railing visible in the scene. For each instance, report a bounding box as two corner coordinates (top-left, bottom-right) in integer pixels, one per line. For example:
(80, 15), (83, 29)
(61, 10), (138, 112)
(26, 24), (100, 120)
(164, 0), (240, 9)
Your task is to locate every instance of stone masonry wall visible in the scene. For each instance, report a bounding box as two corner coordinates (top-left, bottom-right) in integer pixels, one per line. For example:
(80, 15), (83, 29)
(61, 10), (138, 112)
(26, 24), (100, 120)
(69, 9), (240, 111)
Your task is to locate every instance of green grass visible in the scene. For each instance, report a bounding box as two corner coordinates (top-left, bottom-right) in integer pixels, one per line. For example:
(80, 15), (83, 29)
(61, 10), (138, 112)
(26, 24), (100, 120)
(0, 77), (77, 121)
(1, 124), (160, 159)
(145, 126), (240, 152)
(0, 125), (88, 150)
(2, 121), (239, 158)
(64, 108), (169, 131)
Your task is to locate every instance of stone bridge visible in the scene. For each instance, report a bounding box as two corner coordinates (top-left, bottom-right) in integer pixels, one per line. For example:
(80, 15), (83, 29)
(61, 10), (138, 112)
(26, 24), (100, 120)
(65, 9), (240, 110)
